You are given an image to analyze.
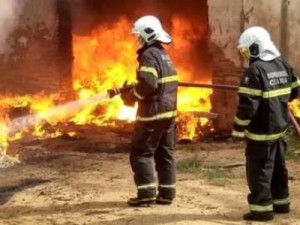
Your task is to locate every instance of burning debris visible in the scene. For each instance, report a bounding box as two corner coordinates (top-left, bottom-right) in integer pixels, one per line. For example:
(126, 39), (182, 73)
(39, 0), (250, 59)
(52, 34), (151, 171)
(0, 146), (20, 168)
(0, 92), (111, 155)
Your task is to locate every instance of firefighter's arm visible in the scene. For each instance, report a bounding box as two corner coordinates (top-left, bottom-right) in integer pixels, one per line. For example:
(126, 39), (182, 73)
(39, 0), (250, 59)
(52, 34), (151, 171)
(232, 68), (262, 138)
(133, 54), (158, 100)
(289, 67), (300, 101)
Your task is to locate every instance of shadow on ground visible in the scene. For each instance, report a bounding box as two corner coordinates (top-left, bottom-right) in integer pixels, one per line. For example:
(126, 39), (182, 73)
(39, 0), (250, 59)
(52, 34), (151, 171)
(0, 178), (50, 206)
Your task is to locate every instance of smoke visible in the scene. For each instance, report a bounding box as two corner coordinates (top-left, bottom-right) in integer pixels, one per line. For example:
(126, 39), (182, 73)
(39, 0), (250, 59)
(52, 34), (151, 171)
(71, 0), (208, 34)
(0, 0), (26, 54)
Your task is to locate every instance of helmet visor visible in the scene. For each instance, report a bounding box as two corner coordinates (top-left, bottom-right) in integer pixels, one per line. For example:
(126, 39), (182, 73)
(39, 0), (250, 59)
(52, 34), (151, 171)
(239, 47), (251, 59)
(131, 26), (140, 34)
(156, 29), (172, 44)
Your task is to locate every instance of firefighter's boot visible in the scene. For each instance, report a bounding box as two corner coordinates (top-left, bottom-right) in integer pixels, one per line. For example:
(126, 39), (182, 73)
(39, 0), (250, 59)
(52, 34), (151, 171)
(156, 186), (175, 205)
(156, 196), (173, 205)
(127, 197), (156, 207)
(243, 212), (274, 221)
(273, 204), (290, 213)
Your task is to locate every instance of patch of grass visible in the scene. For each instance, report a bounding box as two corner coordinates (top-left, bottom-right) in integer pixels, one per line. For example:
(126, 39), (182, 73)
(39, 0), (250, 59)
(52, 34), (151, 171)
(203, 168), (231, 179)
(176, 156), (232, 186)
(285, 148), (297, 160)
(203, 168), (232, 187)
(285, 129), (300, 161)
(176, 155), (202, 173)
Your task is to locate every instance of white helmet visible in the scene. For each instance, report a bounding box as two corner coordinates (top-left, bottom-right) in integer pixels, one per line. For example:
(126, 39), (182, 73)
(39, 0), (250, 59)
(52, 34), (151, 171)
(132, 15), (172, 45)
(238, 26), (280, 61)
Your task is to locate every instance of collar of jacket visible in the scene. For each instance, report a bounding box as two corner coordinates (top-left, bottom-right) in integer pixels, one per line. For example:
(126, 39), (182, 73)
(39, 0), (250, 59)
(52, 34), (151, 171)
(249, 56), (280, 65)
(137, 42), (163, 57)
(249, 57), (260, 64)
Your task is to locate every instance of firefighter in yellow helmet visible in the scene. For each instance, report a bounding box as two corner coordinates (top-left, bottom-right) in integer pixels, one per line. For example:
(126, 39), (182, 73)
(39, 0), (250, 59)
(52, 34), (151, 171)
(233, 26), (300, 221)
(121, 15), (178, 206)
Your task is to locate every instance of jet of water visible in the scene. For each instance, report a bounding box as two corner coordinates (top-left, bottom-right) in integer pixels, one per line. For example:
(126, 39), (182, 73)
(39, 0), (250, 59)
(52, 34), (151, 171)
(7, 92), (110, 134)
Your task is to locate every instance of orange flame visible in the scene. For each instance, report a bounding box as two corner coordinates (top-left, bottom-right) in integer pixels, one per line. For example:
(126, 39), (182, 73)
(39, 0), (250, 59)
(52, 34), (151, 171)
(72, 17), (138, 125)
(289, 99), (300, 118)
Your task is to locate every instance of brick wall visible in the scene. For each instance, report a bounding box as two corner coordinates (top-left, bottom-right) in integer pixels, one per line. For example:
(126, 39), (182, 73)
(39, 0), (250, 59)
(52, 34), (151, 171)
(0, 0), (73, 96)
(209, 42), (243, 131)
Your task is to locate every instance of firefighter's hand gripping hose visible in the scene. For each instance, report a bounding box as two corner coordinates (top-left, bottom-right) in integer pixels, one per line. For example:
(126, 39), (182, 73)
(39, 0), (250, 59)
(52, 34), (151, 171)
(107, 81), (135, 98)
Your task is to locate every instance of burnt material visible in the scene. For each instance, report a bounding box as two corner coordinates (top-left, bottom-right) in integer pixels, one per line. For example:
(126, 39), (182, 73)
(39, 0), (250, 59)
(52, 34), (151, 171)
(9, 105), (31, 120)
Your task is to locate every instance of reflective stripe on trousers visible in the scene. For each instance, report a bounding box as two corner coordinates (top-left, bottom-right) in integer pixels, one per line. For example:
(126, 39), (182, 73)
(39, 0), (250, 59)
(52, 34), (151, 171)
(273, 197), (290, 205)
(249, 204), (273, 212)
(137, 183), (156, 190)
(159, 184), (176, 188)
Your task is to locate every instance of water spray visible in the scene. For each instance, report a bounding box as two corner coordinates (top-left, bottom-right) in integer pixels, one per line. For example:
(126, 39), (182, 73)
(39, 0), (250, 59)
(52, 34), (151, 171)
(6, 82), (135, 135)
(7, 92), (110, 135)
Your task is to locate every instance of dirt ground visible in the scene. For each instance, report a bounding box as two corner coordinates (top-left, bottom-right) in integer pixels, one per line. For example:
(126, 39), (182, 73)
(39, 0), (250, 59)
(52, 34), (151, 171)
(0, 130), (300, 225)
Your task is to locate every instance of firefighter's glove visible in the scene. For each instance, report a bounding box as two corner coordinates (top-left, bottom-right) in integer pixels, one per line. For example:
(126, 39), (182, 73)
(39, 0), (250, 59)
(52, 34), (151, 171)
(120, 81), (137, 107)
(121, 90), (136, 107)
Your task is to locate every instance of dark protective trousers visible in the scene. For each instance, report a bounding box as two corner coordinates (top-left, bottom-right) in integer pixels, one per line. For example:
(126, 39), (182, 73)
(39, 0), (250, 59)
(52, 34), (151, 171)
(130, 119), (176, 199)
(246, 139), (290, 214)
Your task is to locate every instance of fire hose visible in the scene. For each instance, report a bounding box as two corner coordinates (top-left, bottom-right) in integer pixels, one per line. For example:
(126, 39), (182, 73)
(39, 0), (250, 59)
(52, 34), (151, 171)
(107, 82), (300, 138)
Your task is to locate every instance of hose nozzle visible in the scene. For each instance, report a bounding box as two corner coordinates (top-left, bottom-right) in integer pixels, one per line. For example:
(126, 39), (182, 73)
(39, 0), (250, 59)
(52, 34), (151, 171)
(107, 81), (135, 98)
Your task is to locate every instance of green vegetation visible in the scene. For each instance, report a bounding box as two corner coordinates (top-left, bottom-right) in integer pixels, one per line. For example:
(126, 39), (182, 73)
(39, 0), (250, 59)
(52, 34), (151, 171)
(285, 129), (300, 161)
(176, 155), (232, 186)
(176, 155), (203, 173)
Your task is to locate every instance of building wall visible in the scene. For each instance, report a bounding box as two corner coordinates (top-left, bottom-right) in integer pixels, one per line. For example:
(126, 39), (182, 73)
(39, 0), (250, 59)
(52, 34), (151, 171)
(207, 0), (244, 131)
(208, 0), (300, 132)
(286, 0), (300, 74)
(242, 0), (282, 46)
(0, 0), (72, 96)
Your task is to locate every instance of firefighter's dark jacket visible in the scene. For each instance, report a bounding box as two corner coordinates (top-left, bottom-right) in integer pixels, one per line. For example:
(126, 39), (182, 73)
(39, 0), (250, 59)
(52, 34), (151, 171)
(123, 43), (178, 122)
(232, 57), (300, 142)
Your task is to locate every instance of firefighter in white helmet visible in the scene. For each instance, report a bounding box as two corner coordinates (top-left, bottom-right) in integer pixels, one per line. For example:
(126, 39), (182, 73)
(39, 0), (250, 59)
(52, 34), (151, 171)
(121, 15), (178, 206)
(233, 26), (300, 221)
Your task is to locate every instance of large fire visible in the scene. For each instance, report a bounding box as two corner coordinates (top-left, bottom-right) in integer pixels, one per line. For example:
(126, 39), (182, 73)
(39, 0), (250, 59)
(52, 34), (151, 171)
(72, 16), (212, 139)
(0, 16), (213, 157)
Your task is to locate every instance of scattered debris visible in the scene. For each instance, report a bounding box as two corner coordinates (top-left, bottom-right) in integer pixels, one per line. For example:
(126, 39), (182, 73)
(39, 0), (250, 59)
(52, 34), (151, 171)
(0, 152), (20, 169)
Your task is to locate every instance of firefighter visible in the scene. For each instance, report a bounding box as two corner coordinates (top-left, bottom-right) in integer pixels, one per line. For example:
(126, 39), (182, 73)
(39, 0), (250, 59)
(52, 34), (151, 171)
(232, 26), (300, 221)
(121, 15), (178, 206)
